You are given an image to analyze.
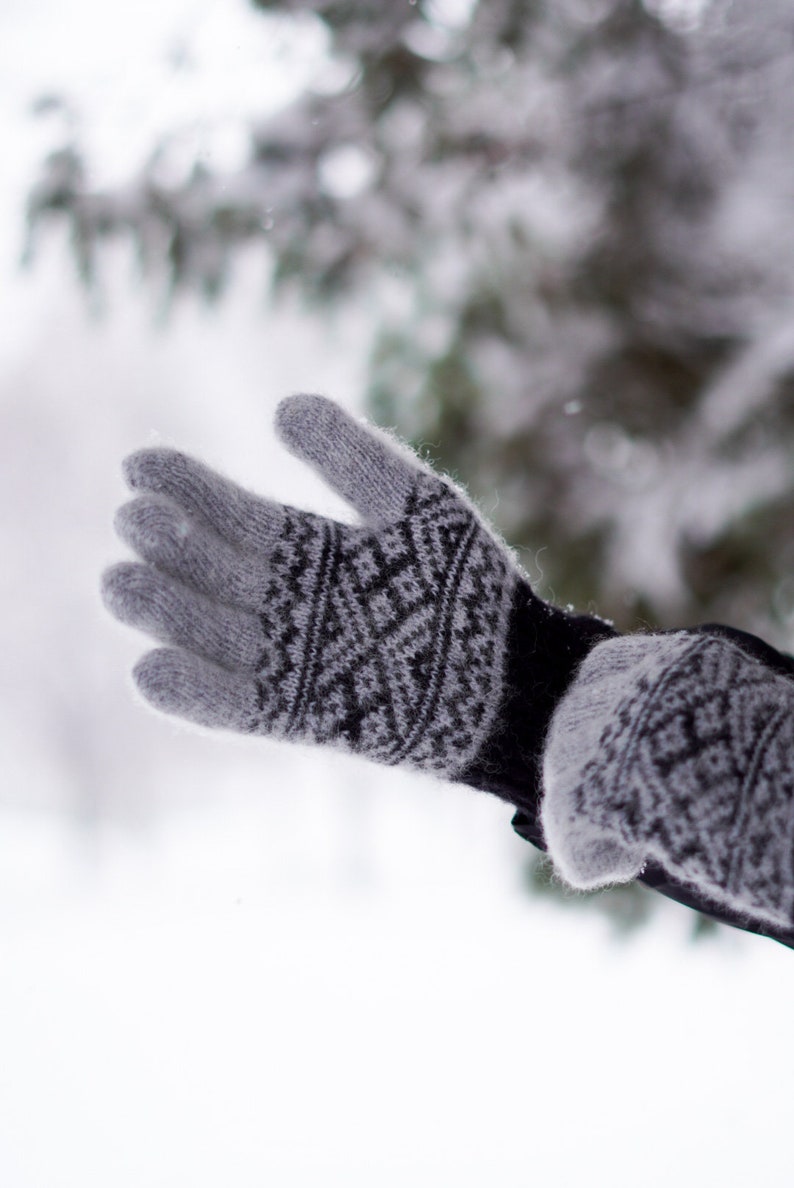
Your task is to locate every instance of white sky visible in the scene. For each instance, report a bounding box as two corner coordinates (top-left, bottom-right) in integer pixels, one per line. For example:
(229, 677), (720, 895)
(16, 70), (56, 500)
(2, 3), (794, 1186)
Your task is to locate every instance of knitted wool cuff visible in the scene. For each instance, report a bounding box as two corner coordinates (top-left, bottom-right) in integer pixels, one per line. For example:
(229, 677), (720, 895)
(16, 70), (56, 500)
(541, 631), (794, 930)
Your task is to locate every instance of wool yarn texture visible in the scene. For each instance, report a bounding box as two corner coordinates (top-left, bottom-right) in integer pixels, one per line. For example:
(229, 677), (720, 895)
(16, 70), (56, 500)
(102, 394), (524, 779)
(542, 631), (794, 930)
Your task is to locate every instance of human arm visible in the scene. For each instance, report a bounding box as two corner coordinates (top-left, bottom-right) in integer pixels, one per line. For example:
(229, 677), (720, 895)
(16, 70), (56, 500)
(102, 394), (794, 948)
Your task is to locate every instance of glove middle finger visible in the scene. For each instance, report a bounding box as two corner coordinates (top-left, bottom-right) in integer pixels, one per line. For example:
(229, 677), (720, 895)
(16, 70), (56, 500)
(115, 494), (271, 610)
(102, 561), (268, 672)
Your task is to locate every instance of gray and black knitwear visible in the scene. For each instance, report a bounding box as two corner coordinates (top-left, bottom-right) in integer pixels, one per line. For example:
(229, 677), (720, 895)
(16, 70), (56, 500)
(102, 394), (526, 780)
(542, 630), (794, 931)
(103, 393), (794, 945)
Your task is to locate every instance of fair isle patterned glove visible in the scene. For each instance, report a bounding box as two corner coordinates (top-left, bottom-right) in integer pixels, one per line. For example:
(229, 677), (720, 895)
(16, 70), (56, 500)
(102, 395), (613, 792)
(541, 627), (794, 935)
(101, 393), (794, 946)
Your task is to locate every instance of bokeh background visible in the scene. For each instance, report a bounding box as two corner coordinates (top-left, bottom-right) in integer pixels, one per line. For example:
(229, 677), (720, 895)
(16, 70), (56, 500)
(3, 1), (794, 1184)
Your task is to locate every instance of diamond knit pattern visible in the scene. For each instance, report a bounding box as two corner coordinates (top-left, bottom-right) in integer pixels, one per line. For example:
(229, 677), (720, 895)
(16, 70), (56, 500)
(546, 634), (794, 927)
(106, 395), (527, 783)
(253, 474), (517, 775)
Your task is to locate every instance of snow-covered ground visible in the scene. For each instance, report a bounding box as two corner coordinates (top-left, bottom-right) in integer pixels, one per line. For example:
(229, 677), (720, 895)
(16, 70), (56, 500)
(2, 774), (794, 1187)
(2, 3), (794, 1186)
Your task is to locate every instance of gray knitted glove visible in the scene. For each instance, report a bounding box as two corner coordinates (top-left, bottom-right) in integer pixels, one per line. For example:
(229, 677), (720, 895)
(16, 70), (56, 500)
(102, 395), (519, 778)
(541, 631), (794, 930)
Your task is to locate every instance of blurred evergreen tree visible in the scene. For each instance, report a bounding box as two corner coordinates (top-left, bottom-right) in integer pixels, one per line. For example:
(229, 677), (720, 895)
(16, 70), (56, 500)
(27, 0), (794, 935)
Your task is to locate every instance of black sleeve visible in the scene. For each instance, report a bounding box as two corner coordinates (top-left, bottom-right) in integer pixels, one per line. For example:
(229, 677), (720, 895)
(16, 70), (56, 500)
(456, 580), (618, 823)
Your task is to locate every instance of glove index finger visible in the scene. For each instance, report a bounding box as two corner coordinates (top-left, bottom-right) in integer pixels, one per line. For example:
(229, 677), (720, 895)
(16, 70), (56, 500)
(122, 446), (286, 551)
(275, 394), (431, 525)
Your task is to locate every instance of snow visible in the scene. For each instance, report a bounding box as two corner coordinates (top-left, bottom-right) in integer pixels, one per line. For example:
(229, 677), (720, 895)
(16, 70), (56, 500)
(2, 797), (794, 1188)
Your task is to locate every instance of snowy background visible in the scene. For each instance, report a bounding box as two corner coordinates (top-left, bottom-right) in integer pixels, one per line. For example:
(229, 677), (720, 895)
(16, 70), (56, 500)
(2, 2), (794, 1186)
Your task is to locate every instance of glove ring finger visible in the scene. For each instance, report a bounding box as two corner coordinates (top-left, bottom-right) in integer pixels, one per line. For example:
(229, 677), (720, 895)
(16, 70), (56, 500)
(102, 562), (268, 672)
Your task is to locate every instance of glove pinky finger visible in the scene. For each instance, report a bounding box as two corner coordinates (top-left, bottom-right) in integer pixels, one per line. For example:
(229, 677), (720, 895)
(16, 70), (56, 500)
(133, 647), (263, 734)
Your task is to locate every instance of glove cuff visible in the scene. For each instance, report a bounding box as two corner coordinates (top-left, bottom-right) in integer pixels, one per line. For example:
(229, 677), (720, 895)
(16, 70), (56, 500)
(541, 629), (794, 931)
(541, 632), (692, 889)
